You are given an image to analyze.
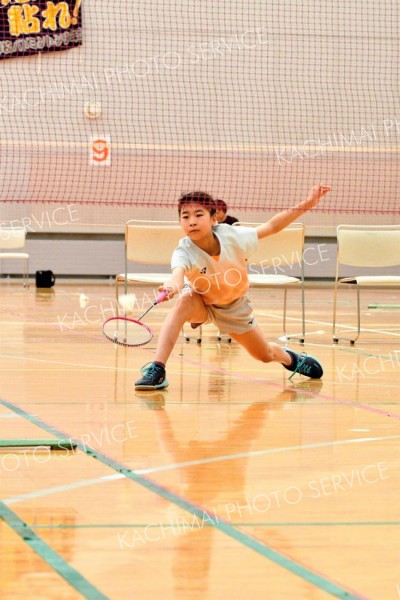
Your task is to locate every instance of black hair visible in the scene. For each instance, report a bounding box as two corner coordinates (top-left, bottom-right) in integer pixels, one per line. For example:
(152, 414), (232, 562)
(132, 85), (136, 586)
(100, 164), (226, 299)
(178, 191), (216, 216)
(215, 199), (227, 212)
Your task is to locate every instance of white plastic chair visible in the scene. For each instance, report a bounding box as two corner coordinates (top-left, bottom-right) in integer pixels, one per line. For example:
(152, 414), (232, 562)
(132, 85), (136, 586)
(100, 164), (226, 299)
(116, 220), (182, 300)
(235, 222), (306, 343)
(333, 224), (400, 344)
(0, 227), (29, 287)
(116, 220), (205, 342)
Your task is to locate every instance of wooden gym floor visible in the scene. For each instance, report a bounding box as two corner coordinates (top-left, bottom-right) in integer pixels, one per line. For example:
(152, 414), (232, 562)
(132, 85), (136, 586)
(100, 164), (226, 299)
(0, 280), (399, 600)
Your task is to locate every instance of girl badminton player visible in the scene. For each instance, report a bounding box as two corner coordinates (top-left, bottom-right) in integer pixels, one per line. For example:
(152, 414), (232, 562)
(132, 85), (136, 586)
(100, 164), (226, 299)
(135, 185), (331, 389)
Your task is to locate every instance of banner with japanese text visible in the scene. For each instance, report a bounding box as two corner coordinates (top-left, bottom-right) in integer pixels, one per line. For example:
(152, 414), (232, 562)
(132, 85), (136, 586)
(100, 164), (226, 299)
(0, 0), (82, 59)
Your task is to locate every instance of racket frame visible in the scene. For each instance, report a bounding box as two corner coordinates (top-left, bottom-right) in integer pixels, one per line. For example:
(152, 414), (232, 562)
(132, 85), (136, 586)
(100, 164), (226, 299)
(102, 316), (153, 347)
(102, 290), (168, 347)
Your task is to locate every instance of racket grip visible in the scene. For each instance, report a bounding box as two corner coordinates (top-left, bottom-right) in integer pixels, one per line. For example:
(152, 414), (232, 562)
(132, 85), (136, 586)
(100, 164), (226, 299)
(155, 290), (169, 304)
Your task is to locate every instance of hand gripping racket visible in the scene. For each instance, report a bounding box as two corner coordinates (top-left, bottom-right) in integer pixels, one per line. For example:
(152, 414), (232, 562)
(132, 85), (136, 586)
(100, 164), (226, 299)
(102, 291), (168, 347)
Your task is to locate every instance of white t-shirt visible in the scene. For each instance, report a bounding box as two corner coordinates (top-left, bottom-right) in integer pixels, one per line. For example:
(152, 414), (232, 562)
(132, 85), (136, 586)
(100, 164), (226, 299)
(171, 224), (258, 305)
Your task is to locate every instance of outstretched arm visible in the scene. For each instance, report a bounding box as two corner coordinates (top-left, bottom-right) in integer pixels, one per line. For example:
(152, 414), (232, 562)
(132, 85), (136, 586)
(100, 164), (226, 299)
(158, 266), (185, 300)
(256, 184), (332, 240)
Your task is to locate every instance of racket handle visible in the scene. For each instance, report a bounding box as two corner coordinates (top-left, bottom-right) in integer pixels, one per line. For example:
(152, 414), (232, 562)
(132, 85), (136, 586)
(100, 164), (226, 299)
(137, 290), (170, 322)
(155, 290), (169, 304)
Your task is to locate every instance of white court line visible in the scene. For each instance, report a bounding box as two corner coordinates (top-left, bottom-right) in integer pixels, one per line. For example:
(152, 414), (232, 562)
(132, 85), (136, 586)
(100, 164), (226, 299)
(0, 321), (83, 326)
(3, 474), (122, 506)
(0, 414), (20, 419)
(0, 353), (133, 372)
(259, 312), (400, 337)
(133, 434), (400, 475)
(3, 434), (400, 506)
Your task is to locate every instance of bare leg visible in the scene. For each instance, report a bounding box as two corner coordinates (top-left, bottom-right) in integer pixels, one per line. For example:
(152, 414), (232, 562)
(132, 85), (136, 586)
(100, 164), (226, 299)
(230, 326), (292, 365)
(155, 292), (208, 365)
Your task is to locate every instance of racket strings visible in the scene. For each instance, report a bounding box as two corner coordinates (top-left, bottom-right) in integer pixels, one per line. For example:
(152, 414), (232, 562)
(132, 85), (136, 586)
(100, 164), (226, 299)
(102, 318), (153, 346)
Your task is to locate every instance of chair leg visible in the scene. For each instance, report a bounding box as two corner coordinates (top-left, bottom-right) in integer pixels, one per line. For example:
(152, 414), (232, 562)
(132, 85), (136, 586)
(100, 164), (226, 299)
(23, 258), (29, 288)
(353, 286), (361, 344)
(182, 324), (203, 343)
(300, 282), (305, 343)
(115, 278), (121, 316)
(332, 279), (339, 343)
(282, 287), (288, 338)
(123, 257), (128, 297)
(217, 331), (232, 343)
(333, 283), (360, 345)
(184, 324), (232, 344)
(284, 286), (305, 345)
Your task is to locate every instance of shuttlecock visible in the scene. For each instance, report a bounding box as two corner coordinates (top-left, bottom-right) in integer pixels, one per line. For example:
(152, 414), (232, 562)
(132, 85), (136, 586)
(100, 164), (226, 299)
(79, 293), (90, 308)
(118, 293), (137, 314)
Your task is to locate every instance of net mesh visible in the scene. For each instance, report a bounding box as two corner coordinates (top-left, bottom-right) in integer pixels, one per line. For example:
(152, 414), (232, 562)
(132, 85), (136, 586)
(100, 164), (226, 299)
(0, 0), (399, 219)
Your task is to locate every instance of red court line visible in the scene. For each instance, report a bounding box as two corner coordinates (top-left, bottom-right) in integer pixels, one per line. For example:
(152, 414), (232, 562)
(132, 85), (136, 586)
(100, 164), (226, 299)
(178, 355), (400, 421)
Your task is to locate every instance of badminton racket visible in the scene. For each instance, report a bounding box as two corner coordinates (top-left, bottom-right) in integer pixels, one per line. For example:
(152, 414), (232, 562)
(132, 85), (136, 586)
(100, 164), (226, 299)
(102, 290), (168, 347)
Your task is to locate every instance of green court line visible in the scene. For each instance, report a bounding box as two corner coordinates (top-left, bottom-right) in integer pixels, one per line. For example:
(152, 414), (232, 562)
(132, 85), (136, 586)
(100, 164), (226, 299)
(368, 304), (400, 309)
(0, 398), (368, 600)
(0, 502), (108, 600)
(0, 439), (77, 449)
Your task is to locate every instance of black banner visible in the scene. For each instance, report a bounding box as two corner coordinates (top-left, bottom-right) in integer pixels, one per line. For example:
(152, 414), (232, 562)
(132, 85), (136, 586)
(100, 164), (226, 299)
(0, 0), (82, 59)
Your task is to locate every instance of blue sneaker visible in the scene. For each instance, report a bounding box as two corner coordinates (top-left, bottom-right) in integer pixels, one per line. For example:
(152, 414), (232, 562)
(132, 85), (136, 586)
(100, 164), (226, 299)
(282, 348), (323, 380)
(135, 362), (169, 390)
